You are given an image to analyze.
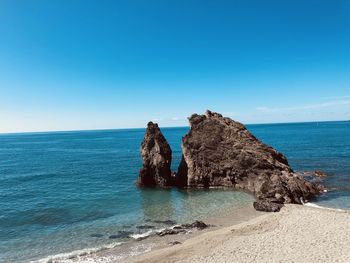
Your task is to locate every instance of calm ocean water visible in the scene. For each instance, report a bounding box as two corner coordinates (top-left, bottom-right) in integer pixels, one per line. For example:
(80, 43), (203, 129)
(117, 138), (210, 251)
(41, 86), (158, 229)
(0, 121), (349, 262)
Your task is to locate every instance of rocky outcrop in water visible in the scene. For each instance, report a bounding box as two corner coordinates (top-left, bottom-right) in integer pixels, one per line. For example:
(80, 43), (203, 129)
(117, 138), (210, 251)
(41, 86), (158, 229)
(157, 220), (209, 237)
(138, 111), (324, 212)
(138, 122), (172, 187)
(253, 199), (284, 212)
(177, 111), (324, 208)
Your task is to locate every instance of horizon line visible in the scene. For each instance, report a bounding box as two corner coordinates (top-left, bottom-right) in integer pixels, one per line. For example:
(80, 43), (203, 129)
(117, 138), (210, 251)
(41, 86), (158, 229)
(0, 119), (347, 136)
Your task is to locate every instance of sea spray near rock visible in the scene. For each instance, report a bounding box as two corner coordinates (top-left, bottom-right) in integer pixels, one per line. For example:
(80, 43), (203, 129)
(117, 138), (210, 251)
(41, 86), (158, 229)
(138, 111), (325, 211)
(304, 202), (346, 212)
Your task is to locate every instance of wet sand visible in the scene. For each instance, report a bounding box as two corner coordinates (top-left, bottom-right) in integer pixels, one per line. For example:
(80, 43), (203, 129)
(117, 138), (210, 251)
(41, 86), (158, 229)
(122, 204), (350, 263)
(85, 204), (264, 263)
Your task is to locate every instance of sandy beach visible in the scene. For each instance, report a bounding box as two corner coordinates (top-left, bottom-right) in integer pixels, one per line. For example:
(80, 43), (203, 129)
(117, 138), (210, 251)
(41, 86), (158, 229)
(123, 204), (350, 263)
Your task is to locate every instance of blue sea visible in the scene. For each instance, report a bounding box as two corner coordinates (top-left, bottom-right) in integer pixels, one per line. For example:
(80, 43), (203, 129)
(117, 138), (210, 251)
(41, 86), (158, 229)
(0, 121), (349, 262)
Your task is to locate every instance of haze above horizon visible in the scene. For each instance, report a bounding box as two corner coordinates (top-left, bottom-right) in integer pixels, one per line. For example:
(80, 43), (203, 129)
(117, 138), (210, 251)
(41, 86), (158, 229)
(1, 0), (350, 133)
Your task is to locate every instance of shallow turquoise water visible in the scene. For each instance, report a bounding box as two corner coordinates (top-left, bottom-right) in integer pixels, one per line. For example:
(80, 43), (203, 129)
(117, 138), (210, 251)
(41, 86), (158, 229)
(0, 121), (349, 262)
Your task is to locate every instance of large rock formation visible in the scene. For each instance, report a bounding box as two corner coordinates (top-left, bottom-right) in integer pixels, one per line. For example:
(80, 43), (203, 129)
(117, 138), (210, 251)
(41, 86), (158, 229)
(138, 122), (172, 187)
(138, 111), (324, 211)
(177, 111), (324, 206)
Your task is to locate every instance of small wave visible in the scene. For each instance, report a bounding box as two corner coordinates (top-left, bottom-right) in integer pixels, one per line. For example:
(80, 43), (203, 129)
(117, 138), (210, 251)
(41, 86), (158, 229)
(30, 241), (123, 263)
(31, 224), (183, 263)
(129, 230), (154, 240)
(304, 202), (346, 212)
(129, 223), (185, 240)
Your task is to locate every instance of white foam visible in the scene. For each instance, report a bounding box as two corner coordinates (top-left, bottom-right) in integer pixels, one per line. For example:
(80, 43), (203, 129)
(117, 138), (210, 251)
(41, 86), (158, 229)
(130, 224), (183, 240)
(32, 224), (188, 263)
(129, 230), (154, 240)
(304, 202), (346, 212)
(30, 242), (123, 263)
(156, 227), (167, 233)
(53, 243), (155, 263)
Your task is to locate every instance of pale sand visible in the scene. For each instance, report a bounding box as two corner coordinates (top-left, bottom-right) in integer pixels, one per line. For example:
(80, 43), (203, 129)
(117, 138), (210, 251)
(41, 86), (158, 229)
(123, 204), (350, 263)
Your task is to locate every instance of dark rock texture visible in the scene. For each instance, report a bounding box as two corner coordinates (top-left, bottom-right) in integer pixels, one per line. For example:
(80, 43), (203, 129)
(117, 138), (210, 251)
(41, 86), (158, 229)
(168, 241), (182, 246)
(157, 220), (209, 237)
(253, 200), (284, 212)
(157, 228), (186, 236)
(177, 110), (324, 208)
(181, 220), (209, 230)
(138, 122), (172, 187)
(175, 156), (188, 187)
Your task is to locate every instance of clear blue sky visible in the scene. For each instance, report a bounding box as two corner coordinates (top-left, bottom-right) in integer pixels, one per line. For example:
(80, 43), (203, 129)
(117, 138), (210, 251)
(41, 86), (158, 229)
(1, 0), (350, 133)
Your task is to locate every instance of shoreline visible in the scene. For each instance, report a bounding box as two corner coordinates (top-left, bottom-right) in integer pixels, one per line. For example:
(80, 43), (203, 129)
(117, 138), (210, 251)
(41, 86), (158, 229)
(88, 203), (262, 263)
(31, 203), (261, 263)
(121, 204), (350, 263)
(25, 202), (350, 263)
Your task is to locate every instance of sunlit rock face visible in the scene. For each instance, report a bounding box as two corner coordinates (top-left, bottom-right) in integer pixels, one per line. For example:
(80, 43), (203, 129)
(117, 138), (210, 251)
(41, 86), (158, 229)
(138, 122), (172, 187)
(177, 111), (324, 206)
